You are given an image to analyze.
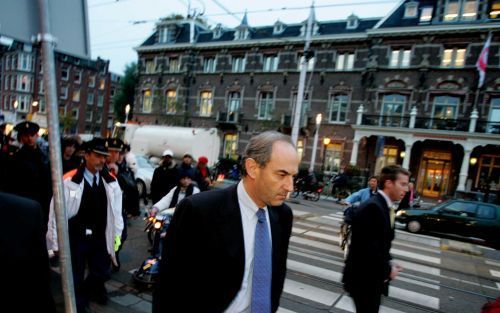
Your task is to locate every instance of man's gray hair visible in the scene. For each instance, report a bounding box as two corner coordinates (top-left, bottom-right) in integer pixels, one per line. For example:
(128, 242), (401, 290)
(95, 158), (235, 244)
(241, 131), (295, 176)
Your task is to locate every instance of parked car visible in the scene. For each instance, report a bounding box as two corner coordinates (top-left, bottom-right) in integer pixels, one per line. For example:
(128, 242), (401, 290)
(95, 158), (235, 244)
(396, 199), (500, 248)
(127, 154), (155, 199)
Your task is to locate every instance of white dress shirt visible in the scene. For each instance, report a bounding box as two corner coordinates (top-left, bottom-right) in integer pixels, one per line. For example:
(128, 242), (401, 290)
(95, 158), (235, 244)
(377, 190), (393, 208)
(83, 168), (100, 186)
(224, 181), (272, 313)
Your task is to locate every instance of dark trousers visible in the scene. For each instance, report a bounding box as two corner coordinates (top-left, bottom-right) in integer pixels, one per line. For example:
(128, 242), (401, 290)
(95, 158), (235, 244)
(351, 289), (382, 313)
(70, 235), (110, 312)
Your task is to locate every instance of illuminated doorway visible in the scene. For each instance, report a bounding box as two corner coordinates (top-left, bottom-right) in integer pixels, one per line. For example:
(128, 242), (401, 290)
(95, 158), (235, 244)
(417, 151), (452, 198)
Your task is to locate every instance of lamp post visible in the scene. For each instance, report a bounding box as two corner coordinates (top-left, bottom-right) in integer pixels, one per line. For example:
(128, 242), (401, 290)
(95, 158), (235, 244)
(322, 137), (331, 172)
(12, 100), (18, 123)
(309, 113), (322, 172)
(124, 104), (131, 124)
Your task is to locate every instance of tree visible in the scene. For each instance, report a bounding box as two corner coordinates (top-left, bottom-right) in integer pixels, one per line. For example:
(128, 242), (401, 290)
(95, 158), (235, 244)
(113, 62), (138, 122)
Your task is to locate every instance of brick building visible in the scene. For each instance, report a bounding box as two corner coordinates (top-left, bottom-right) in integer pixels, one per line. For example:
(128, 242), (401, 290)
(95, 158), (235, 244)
(0, 36), (117, 137)
(135, 0), (500, 198)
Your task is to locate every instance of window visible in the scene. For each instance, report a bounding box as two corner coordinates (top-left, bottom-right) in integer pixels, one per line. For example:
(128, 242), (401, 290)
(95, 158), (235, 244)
(203, 58), (216, 73)
(19, 75), (31, 92)
(168, 57), (180, 72)
(96, 112), (102, 123)
(99, 78), (106, 90)
(72, 89), (80, 102)
(234, 29), (249, 40)
(258, 91), (273, 120)
(97, 95), (104, 107)
(39, 80), (44, 94)
(490, 1), (500, 19)
(159, 27), (174, 43)
(443, 201), (477, 216)
(223, 134), (238, 159)
(404, 1), (419, 18)
(166, 90), (177, 114)
(232, 57), (246, 72)
(298, 56), (315, 71)
(60, 86), (68, 99)
(5, 55), (9, 70)
(4, 75), (9, 91)
(87, 93), (94, 105)
(444, 0), (477, 22)
(263, 55), (279, 72)
(324, 143), (343, 172)
(145, 59), (155, 74)
(74, 71), (81, 84)
(61, 69), (69, 81)
(441, 48), (466, 67)
(329, 94), (348, 122)
(142, 89), (152, 113)
(477, 205), (496, 219)
(86, 110), (93, 122)
(199, 91), (213, 116)
(390, 49), (411, 68)
(380, 94), (406, 127)
(487, 98), (500, 133)
(19, 53), (32, 71)
(476, 155), (500, 191)
(346, 15), (359, 29)
(89, 75), (96, 88)
(335, 53), (355, 71)
(383, 146), (399, 165)
(420, 7), (434, 23)
(71, 108), (79, 119)
(227, 92), (241, 122)
(39, 98), (46, 113)
(432, 95), (459, 119)
(273, 22), (284, 34)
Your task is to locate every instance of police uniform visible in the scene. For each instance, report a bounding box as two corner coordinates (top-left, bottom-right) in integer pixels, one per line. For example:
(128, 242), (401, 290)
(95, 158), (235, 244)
(46, 138), (123, 313)
(9, 121), (52, 228)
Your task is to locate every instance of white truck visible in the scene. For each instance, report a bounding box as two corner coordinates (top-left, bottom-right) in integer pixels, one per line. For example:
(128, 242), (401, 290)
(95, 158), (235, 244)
(118, 124), (221, 167)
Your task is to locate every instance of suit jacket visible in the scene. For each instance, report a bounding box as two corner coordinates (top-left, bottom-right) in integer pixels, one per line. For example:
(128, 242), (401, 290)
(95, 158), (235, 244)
(0, 192), (56, 312)
(153, 184), (293, 313)
(342, 193), (394, 296)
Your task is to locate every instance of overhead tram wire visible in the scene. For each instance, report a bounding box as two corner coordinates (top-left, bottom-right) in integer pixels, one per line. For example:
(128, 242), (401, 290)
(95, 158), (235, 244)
(209, 0), (243, 24)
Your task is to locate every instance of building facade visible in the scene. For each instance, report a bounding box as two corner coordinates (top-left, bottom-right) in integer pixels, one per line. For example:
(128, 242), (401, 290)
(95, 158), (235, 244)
(135, 0), (500, 198)
(0, 36), (117, 137)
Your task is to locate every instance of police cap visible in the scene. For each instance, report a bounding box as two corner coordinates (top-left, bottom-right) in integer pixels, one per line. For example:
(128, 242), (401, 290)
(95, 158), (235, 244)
(107, 138), (124, 152)
(14, 121), (40, 136)
(84, 137), (109, 156)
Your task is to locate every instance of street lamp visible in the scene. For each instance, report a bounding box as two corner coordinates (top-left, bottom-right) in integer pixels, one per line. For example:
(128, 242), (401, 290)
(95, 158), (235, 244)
(322, 137), (331, 171)
(309, 113), (322, 172)
(124, 104), (131, 124)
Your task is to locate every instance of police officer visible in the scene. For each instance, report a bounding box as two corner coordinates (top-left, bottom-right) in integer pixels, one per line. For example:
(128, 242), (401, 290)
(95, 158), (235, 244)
(9, 121), (52, 227)
(46, 138), (123, 313)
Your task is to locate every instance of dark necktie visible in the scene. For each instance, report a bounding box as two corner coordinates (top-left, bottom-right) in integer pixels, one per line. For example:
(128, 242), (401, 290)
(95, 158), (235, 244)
(251, 208), (272, 313)
(93, 175), (97, 189)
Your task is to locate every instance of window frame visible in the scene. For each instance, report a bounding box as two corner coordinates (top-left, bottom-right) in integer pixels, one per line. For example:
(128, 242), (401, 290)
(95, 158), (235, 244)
(441, 47), (466, 68)
(257, 91), (274, 120)
(328, 93), (349, 123)
(335, 53), (355, 71)
(199, 90), (213, 117)
(166, 89), (177, 114)
(263, 55), (279, 72)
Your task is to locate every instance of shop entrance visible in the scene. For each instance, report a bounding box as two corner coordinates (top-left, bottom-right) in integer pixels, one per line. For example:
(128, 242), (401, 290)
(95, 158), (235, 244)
(417, 151), (452, 198)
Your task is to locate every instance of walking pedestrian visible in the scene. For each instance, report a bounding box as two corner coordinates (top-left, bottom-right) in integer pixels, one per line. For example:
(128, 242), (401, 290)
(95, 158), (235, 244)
(153, 131), (299, 313)
(46, 138), (123, 313)
(342, 165), (409, 313)
(150, 149), (178, 204)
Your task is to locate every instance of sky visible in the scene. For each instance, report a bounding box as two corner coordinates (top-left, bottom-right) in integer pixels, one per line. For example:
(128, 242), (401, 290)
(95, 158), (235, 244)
(87, 0), (399, 75)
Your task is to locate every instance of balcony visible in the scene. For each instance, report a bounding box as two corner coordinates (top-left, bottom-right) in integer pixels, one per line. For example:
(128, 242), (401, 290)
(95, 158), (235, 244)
(216, 110), (241, 130)
(353, 105), (498, 135)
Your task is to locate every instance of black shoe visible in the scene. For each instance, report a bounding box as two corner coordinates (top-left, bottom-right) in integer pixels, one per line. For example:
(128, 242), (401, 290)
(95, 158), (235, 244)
(91, 291), (108, 305)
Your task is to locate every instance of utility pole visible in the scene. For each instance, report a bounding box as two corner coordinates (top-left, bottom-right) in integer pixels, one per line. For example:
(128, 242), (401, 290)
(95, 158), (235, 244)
(291, 4), (314, 145)
(37, 0), (77, 312)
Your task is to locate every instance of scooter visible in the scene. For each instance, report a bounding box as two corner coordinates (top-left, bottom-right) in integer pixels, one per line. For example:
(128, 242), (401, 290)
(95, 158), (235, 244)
(132, 208), (174, 288)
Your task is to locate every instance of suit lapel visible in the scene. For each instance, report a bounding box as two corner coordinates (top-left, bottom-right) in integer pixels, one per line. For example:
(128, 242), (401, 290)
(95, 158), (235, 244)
(268, 206), (282, 279)
(217, 185), (245, 262)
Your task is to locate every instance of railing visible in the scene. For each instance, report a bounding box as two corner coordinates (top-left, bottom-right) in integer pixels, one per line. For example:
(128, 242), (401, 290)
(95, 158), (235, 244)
(414, 117), (469, 131)
(475, 120), (500, 134)
(362, 115), (410, 128)
(216, 111), (239, 123)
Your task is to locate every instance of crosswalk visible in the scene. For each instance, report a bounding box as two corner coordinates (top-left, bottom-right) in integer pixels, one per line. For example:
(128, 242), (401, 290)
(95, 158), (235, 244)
(277, 210), (500, 313)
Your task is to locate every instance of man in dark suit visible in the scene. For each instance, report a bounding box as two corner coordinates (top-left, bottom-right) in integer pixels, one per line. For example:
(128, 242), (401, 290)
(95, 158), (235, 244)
(153, 131), (299, 313)
(0, 192), (56, 312)
(342, 165), (409, 313)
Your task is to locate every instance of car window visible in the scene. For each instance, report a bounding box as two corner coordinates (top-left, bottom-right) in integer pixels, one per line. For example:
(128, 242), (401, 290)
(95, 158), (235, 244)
(477, 205), (497, 219)
(442, 201), (477, 217)
(136, 157), (153, 169)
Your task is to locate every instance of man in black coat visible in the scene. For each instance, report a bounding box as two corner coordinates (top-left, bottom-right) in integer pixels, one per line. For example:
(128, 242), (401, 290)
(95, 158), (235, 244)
(153, 131), (299, 313)
(9, 121), (52, 227)
(150, 149), (178, 204)
(0, 192), (56, 312)
(342, 165), (409, 313)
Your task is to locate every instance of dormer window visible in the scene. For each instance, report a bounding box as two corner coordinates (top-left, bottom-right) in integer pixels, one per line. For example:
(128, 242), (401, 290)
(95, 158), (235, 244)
(273, 21), (285, 35)
(234, 28), (249, 40)
(404, 1), (419, 18)
(420, 7), (434, 23)
(346, 14), (359, 30)
(159, 26), (175, 43)
(444, 0), (478, 22)
(213, 24), (223, 39)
